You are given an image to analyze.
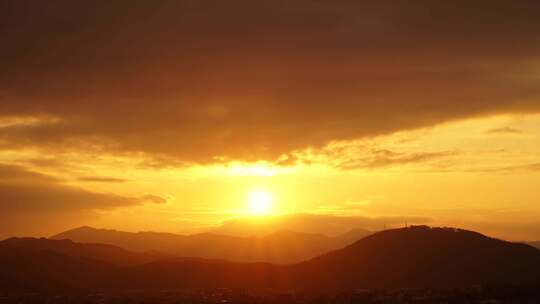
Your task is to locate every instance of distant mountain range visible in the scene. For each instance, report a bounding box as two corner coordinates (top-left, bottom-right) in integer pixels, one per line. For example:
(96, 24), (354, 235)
(51, 226), (371, 264)
(2, 226), (540, 292)
(0, 237), (171, 266)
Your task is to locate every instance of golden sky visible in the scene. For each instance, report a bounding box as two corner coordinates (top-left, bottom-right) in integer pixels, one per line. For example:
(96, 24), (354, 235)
(1, 1), (540, 240)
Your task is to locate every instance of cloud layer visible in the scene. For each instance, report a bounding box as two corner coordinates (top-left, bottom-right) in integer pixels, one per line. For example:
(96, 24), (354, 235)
(1, 0), (540, 163)
(0, 164), (164, 237)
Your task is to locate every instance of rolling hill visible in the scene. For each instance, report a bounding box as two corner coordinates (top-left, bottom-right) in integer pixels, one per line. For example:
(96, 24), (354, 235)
(3, 226), (540, 292)
(51, 226), (370, 264)
(0, 237), (170, 266)
(0, 245), (119, 292)
(122, 226), (540, 290)
(292, 226), (540, 289)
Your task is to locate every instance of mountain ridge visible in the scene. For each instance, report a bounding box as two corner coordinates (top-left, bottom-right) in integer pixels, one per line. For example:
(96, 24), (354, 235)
(291, 226), (540, 289)
(2, 226), (535, 291)
(51, 226), (371, 264)
(0, 237), (172, 266)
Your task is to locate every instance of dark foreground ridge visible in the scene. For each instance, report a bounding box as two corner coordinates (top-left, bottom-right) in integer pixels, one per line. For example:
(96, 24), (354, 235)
(1, 226), (540, 292)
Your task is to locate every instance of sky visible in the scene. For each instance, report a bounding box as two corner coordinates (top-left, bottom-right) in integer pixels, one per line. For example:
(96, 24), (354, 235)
(1, 0), (540, 240)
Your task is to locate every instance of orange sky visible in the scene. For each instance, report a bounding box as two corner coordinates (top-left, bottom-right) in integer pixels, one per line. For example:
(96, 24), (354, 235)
(1, 1), (539, 240)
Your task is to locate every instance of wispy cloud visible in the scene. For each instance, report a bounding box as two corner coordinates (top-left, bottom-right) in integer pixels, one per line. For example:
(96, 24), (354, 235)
(0, 164), (166, 213)
(77, 176), (127, 183)
(338, 150), (456, 170)
(470, 162), (540, 174)
(284, 139), (458, 171)
(485, 127), (524, 135)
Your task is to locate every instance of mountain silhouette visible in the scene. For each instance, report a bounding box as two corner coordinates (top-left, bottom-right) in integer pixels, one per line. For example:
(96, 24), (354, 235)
(51, 226), (370, 264)
(3, 226), (540, 292)
(291, 226), (540, 289)
(122, 226), (540, 290)
(0, 245), (119, 292)
(0, 237), (171, 266)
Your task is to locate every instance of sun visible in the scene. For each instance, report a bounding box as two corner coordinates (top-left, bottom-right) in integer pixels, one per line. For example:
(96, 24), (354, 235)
(247, 191), (273, 215)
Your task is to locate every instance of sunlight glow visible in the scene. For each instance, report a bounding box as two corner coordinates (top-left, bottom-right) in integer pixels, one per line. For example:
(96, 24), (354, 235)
(229, 163), (285, 177)
(247, 191), (273, 215)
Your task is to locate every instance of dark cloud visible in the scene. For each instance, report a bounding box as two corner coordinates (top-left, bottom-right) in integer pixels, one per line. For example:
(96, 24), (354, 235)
(0, 164), (164, 219)
(0, 164), (166, 238)
(0, 183), (137, 214)
(485, 127), (525, 135)
(1, 0), (539, 163)
(0, 164), (148, 213)
(0, 164), (59, 183)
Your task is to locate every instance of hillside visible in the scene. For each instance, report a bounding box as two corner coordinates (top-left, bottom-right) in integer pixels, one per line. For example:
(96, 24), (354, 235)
(0, 245), (118, 292)
(0, 237), (170, 266)
(4, 226), (540, 291)
(118, 226), (540, 290)
(51, 226), (370, 264)
(293, 226), (540, 289)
